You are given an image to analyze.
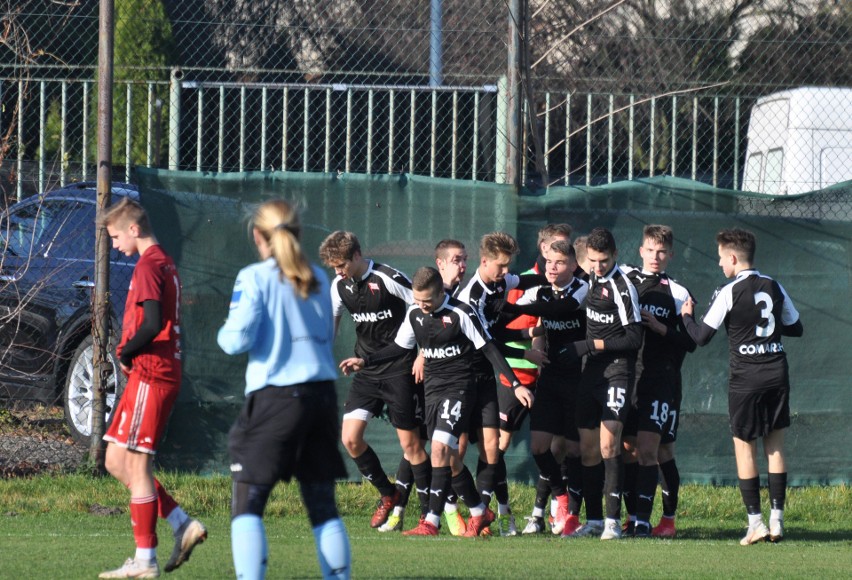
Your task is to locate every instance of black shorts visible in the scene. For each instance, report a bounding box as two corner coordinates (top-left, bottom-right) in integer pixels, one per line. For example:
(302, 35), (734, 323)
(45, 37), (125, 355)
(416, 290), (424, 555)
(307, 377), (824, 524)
(424, 383), (474, 449)
(343, 372), (424, 430)
(529, 367), (580, 441)
(497, 379), (530, 432)
(623, 371), (678, 439)
(660, 374), (683, 445)
(228, 382), (348, 486)
(728, 384), (790, 441)
(468, 372), (500, 432)
(575, 357), (635, 430)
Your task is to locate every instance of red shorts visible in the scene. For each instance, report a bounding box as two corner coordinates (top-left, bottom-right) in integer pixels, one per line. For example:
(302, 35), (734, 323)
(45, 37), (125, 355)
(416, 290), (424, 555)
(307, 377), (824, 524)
(103, 374), (179, 455)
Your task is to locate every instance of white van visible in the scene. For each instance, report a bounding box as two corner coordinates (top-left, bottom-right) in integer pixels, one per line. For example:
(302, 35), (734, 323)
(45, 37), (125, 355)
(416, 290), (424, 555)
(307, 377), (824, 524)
(742, 87), (852, 195)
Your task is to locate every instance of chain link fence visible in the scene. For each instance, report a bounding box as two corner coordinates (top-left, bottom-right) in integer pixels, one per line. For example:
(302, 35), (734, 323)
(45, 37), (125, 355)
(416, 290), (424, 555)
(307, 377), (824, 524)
(0, 1), (850, 474)
(1, 1), (849, 199)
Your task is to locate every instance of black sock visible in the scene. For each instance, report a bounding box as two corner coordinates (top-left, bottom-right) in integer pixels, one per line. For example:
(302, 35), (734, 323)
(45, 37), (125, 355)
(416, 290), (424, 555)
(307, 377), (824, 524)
(635, 464), (659, 523)
(738, 476), (762, 515)
(659, 459), (680, 517)
(768, 472), (787, 511)
(394, 457), (413, 507)
(564, 456), (583, 516)
(476, 462), (498, 508)
(533, 451), (567, 496)
(428, 466), (452, 516)
(495, 451), (510, 505)
(582, 461), (604, 521)
(353, 446), (394, 496)
(534, 474), (551, 511)
(452, 466), (482, 510)
(411, 460), (432, 516)
(622, 461), (638, 518)
(603, 456), (623, 520)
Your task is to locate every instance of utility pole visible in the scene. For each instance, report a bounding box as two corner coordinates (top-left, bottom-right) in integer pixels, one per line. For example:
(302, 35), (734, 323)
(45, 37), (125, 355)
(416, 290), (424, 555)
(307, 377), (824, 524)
(506, 0), (523, 189)
(90, 0), (115, 471)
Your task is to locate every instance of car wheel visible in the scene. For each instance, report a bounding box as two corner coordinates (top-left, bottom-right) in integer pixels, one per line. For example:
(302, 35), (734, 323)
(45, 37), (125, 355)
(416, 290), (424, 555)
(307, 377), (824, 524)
(63, 334), (126, 445)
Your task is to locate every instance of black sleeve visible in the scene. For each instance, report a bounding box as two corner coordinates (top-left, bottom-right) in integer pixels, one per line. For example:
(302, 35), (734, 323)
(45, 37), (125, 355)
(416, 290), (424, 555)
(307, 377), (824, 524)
(362, 343), (411, 367)
(120, 300), (162, 367)
(480, 341), (521, 388)
(490, 326), (532, 345)
(601, 323), (643, 353)
(781, 320), (803, 337)
(495, 339), (527, 360)
(556, 339), (593, 364)
(502, 296), (580, 317)
(666, 316), (697, 353)
(516, 274), (548, 290)
(682, 314), (716, 346)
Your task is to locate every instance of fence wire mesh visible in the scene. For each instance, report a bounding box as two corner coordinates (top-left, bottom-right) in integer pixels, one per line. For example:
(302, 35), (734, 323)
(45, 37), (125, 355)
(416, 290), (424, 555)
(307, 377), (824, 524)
(0, 0), (849, 199)
(0, 1), (850, 473)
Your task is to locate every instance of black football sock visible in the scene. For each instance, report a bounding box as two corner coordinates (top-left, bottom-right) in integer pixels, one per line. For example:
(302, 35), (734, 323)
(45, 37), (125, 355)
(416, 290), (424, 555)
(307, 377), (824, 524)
(534, 474), (551, 512)
(428, 466), (452, 517)
(533, 451), (567, 496)
(582, 461), (604, 521)
(768, 472), (787, 511)
(353, 446), (395, 497)
(452, 466), (482, 509)
(635, 464), (659, 523)
(411, 459), (432, 516)
(603, 456), (623, 520)
(476, 462), (498, 508)
(394, 457), (414, 507)
(738, 476), (762, 515)
(622, 460), (638, 518)
(659, 459), (680, 518)
(565, 456), (584, 516)
(495, 451), (510, 506)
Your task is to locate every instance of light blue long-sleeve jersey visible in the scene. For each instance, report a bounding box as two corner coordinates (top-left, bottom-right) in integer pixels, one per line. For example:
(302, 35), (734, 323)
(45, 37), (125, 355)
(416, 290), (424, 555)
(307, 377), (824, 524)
(217, 258), (338, 395)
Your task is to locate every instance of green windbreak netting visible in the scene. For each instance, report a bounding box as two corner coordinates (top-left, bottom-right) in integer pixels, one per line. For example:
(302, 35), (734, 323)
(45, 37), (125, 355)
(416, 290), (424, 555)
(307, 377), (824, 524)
(136, 168), (851, 485)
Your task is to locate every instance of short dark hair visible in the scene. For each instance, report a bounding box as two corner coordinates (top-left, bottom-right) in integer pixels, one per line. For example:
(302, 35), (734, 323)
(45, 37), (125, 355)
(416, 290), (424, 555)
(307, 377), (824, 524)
(435, 239), (465, 260)
(412, 266), (444, 293)
(716, 228), (755, 264)
(549, 239), (576, 260)
(537, 223), (573, 246)
(643, 225), (673, 249)
(586, 227), (617, 254)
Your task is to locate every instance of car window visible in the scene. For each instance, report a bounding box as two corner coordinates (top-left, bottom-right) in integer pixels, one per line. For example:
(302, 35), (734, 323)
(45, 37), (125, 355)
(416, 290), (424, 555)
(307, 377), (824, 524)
(1, 199), (95, 260)
(46, 201), (96, 259)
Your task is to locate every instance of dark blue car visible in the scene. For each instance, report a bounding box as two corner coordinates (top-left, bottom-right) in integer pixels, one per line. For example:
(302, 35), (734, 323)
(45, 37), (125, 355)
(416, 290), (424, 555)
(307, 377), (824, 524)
(0, 182), (137, 443)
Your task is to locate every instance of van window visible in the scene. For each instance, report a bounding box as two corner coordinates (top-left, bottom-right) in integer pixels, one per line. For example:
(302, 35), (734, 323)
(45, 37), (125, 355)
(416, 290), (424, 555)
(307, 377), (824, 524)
(743, 152), (763, 192)
(764, 149), (784, 194)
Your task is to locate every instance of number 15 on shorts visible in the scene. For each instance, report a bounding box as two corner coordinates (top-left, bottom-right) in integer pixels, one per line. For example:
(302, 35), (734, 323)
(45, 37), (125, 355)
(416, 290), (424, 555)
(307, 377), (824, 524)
(607, 386), (626, 412)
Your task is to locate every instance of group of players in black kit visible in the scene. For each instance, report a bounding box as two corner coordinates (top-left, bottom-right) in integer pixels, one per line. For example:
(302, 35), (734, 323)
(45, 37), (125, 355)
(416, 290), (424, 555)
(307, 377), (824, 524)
(318, 221), (802, 545)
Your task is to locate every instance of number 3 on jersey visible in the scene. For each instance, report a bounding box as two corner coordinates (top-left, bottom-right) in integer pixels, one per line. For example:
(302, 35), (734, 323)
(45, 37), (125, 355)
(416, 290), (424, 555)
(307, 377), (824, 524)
(753, 291), (775, 337)
(441, 399), (462, 429)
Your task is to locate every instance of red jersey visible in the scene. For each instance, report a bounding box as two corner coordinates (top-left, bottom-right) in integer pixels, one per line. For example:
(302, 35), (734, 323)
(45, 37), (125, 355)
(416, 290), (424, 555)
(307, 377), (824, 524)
(118, 244), (182, 382)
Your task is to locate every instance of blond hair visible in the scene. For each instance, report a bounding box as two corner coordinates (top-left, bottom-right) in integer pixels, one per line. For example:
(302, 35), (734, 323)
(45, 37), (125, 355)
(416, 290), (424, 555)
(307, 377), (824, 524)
(253, 200), (318, 299)
(97, 197), (152, 235)
(479, 231), (519, 260)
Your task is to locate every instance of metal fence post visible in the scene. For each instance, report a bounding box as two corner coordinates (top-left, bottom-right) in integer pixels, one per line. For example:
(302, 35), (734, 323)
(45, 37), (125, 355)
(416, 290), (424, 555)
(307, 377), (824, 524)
(168, 67), (182, 170)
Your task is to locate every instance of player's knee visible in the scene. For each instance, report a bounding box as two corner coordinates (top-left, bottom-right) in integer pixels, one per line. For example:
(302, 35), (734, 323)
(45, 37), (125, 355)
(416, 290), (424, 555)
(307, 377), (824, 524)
(300, 481), (340, 527)
(341, 435), (365, 457)
(637, 447), (658, 466)
(232, 481), (273, 518)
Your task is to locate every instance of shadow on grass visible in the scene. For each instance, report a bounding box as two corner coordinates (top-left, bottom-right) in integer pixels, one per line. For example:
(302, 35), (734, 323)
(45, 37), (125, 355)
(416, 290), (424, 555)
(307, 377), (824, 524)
(679, 527), (852, 543)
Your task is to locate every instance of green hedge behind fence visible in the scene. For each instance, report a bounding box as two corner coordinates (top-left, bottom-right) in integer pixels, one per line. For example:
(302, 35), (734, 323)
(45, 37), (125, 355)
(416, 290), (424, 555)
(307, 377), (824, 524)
(136, 168), (852, 485)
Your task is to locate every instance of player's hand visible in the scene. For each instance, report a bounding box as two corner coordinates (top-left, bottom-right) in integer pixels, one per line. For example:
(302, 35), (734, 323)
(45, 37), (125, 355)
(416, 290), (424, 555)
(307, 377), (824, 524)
(514, 385), (534, 408)
(339, 357), (365, 376)
(524, 348), (549, 367)
(681, 296), (695, 317)
(528, 325), (546, 338)
(640, 310), (667, 335)
(119, 362), (131, 376)
(412, 353), (425, 383)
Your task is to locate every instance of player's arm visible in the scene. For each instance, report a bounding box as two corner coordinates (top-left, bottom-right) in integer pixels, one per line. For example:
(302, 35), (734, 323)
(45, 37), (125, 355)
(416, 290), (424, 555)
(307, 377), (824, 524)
(119, 299), (162, 368)
(480, 341), (534, 408)
(781, 320), (803, 337)
(333, 315), (342, 339)
(778, 283), (803, 337)
(218, 270), (263, 355)
(502, 295), (581, 317)
(680, 295), (718, 346)
(340, 310), (416, 374)
(516, 273), (548, 290)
